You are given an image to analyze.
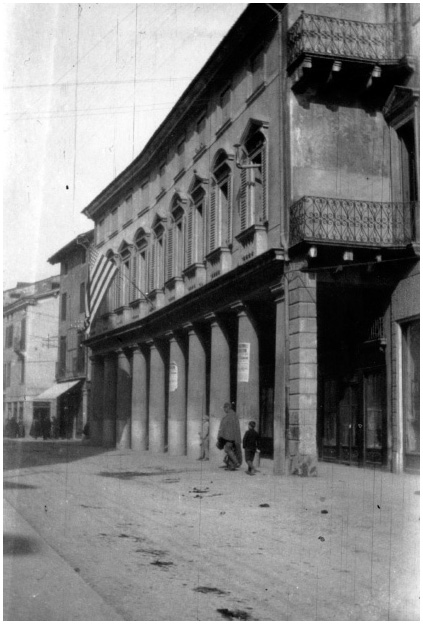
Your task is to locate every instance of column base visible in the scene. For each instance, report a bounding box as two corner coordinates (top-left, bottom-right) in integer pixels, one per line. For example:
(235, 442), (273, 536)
(89, 420), (103, 446)
(103, 420), (116, 447)
(288, 453), (318, 477)
(131, 421), (148, 451)
(149, 421), (165, 453)
(167, 420), (186, 456)
(116, 420), (131, 450)
(186, 419), (202, 460)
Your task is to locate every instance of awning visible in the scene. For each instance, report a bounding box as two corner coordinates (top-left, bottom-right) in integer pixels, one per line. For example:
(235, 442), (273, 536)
(34, 380), (81, 401)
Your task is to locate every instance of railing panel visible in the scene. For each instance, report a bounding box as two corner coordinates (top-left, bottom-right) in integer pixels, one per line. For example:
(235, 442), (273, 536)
(290, 196), (416, 247)
(288, 12), (396, 68)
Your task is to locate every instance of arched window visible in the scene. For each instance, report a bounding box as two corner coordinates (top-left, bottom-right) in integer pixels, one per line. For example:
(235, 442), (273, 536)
(209, 151), (232, 253)
(150, 212), (167, 292)
(118, 241), (132, 306)
(166, 194), (187, 281)
(134, 228), (150, 298)
(238, 124), (268, 231)
(186, 176), (207, 267)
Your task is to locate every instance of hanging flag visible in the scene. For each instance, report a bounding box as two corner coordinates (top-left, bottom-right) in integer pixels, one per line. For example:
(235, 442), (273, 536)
(84, 247), (118, 335)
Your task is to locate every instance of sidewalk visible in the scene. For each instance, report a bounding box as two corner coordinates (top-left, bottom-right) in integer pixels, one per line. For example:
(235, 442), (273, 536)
(3, 440), (420, 621)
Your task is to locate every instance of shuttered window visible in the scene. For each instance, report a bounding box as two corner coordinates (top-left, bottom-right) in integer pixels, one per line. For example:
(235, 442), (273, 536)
(240, 167), (248, 231)
(209, 181), (217, 252)
(186, 208), (194, 267)
(166, 226), (174, 281)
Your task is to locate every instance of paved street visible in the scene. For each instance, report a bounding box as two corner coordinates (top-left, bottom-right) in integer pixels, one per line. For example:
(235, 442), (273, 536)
(3, 440), (420, 621)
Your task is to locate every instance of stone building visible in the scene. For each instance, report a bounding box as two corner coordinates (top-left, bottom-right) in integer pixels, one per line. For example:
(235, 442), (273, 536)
(82, 4), (419, 474)
(47, 231), (94, 438)
(3, 276), (60, 436)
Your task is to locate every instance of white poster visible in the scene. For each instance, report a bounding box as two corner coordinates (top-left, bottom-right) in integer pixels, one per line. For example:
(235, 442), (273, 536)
(169, 361), (178, 391)
(237, 342), (250, 383)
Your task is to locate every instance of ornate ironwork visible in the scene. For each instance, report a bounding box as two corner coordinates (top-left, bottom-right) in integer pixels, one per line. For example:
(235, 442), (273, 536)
(369, 317), (385, 341)
(287, 12), (396, 69)
(290, 196), (417, 247)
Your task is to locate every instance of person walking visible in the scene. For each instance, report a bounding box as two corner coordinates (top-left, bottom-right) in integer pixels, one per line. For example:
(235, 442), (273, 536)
(242, 421), (260, 475)
(217, 402), (241, 470)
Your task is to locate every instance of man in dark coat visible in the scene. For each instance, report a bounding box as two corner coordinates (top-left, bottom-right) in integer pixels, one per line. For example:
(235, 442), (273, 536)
(217, 403), (242, 470)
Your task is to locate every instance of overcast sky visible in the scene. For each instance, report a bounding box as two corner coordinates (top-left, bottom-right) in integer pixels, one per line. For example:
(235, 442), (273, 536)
(3, 3), (247, 290)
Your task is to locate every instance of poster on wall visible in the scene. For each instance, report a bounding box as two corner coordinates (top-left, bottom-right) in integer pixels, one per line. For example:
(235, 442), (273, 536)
(169, 361), (178, 391)
(237, 342), (250, 383)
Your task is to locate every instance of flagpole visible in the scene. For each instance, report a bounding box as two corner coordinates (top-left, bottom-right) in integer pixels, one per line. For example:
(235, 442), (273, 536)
(76, 236), (154, 310)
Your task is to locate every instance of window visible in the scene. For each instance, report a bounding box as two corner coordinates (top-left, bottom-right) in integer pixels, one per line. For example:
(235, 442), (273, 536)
(124, 194), (133, 224)
(149, 225), (165, 292)
(177, 137), (185, 171)
(250, 49), (265, 94)
(59, 336), (67, 376)
(63, 261), (68, 275)
(402, 319), (420, 469)
(239, 129), (267, 231)
(98, 218), (105, 243)
(141, 181), (149, 210)
(61, 293), (67, 321)
(76, 330), (85, 373)
(106, 253), (117, 312)
(186, 181), (206, 266)
(79, 282), (85, 314)
(4, 362), (11, 387)
(81, 247), (87, 264)
(5, 325), (13, 348)
(159, 163), (166, 189)
(167, 199), (185, 281)
(119, 245), (131, 306)
(196, 114), (207, 147)
(109, 208), (118, 236)
(219, 86), (231, 126)
(134, 230), (149, 297)
(20, 358), (25, 384)
(398, 120), (418, 203)
(209, 152), (232, 252)
(20, 318), (26, 351)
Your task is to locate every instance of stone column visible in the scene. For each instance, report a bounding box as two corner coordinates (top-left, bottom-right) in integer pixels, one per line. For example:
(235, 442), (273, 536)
(271, 282), (288, 475)
(167, 331), (187, 456)
(233, 302), (260, 438)
(103, 352), (117, 447)
(208, 314), (231, 463)
(288, 265), (318, 476)
(148, 340), (166, 453)
(89, 355), (104, 445)
(131, 345), (149, 451)
(185, 323), (207, 460)
(116, 349), (132, 450)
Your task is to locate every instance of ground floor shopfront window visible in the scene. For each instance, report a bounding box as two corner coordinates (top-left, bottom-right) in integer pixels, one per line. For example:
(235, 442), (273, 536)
(402, 318), (420, 472)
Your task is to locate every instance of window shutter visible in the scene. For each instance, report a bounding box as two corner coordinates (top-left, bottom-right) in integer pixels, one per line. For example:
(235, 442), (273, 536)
(209, 181), (217, 252)
(166, 226), (174, 281)
(262, 144), (268, 223)
(115, 267), (122, 308)
(186, 207), (194, 266)
(227, 173), (233, 245)
(149, 242), (156, 292)
(240, 167), (248, 231)
(130, 255), (137, 301)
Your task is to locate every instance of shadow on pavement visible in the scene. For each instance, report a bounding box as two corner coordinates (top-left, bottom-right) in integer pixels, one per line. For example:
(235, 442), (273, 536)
(3, 440), (109, 472)
(3, 533), (40, 556)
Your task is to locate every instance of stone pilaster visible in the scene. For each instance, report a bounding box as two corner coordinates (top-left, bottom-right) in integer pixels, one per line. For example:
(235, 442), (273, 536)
(208, 314), (231, 464)
(232, 302), (260, 438)
(185, 323), (207, 460)
(148, 340), (166, 453)
(89, 355), (104, 445)
(131, 345), (149, 451)
(288, 265), (318, 476)
(103, 352), (117, 447)
(271, 282), (288, 475)
(116, 349), (132, 450)
(166, 331), (187, 456)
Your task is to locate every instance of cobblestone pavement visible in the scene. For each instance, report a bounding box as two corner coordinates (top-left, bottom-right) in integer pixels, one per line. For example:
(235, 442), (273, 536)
(3, 440), (420, 621)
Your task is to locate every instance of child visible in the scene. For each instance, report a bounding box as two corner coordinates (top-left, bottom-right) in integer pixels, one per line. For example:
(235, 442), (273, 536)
(242, 421), (260, 475)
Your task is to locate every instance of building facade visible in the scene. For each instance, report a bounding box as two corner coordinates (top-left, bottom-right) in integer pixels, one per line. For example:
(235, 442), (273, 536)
(82, 4), (419, 474)
(3, 276), (60, 436)
(47, 231), (93, 438)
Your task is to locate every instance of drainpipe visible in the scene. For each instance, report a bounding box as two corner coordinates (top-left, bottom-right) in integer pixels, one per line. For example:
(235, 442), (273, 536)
(266, 4), (291, 474)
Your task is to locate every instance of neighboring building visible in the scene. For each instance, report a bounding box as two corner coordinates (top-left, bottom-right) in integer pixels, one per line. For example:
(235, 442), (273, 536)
(47, 230), (94, 438)
(3, 276), (60, 436)
(82, 4), (419, 474)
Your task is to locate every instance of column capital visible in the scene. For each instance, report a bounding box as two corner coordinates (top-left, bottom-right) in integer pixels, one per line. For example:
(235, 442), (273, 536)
(164, 330), (176, 342)
(203, 312), (217, 325)
(182, 322), (195, 334)
(230, 300), (247, 316)
(89, 354), (103, 363)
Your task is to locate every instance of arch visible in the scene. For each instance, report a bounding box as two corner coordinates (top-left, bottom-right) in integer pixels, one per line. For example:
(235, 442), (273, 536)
(238, 119), (269, 230)
(209, 150), (233, 252)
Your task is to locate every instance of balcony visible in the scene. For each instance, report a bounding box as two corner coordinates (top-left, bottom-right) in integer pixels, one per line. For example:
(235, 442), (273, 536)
(287, 13), (413, 92)
(290, 196), (417, 249)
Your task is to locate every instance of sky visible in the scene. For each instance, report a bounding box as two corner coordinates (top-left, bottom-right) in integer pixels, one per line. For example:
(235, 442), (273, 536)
(3, 2), (247, 291)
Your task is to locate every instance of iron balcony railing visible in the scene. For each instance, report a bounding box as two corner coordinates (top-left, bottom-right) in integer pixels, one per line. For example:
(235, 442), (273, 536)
(290, 196), (417, 248)
(287, 12), (396, 69)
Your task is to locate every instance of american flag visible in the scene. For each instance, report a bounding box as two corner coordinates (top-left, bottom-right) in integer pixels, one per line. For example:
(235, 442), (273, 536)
(84, 246), (118, 335)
